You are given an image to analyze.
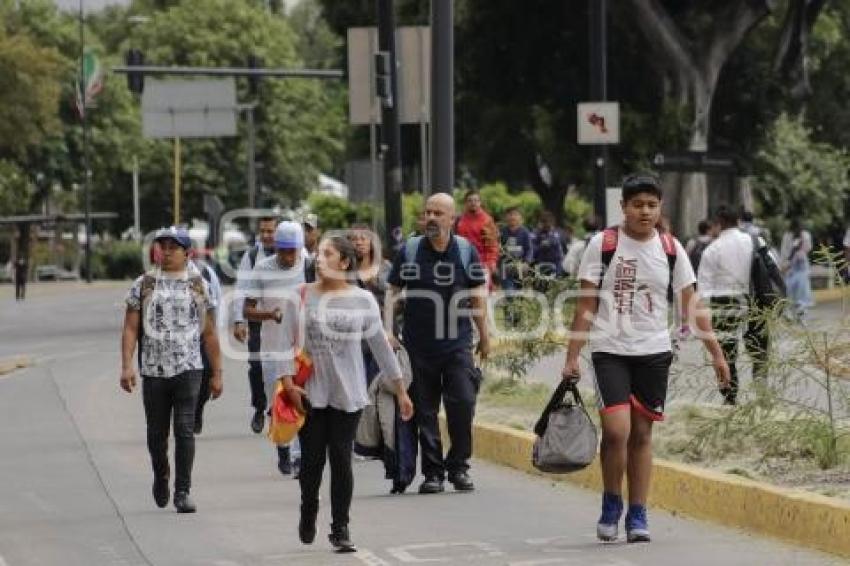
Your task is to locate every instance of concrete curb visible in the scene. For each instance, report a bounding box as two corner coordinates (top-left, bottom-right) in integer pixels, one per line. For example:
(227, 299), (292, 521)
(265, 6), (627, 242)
(467, 419), (850, 558)
(814, 287), (848, 304)
(0, 356), (32, 376)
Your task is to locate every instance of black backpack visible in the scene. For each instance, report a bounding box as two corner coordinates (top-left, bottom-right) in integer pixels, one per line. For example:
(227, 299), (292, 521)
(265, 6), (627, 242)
(749, 235), (786, 308)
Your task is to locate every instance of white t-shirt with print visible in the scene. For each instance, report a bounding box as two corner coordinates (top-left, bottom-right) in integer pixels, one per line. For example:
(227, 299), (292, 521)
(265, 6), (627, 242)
(577, 228), (695, 355)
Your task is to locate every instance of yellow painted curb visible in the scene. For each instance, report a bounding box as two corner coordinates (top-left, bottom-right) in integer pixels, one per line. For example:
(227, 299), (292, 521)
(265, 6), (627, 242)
(0, 355), (32, 376)
(463, 418), (850, 558)
(814, 287), (848, 304)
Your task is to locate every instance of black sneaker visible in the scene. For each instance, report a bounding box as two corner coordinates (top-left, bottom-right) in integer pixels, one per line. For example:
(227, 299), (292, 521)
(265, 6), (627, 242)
(277, 446), (292, 475)
(292, 457), (301, 480)
(250, 409), (265, 434)
(418, 476), (445, 494)
(448, 472), (475, 492)
(298, 507), (317, 544)
(173, 491), (196, 514)
(152, 476), (170, 508)
(328, 524), (356, 553)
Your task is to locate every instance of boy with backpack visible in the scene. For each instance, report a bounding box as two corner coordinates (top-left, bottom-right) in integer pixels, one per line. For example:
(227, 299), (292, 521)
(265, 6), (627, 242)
(562, 174), (729, 543)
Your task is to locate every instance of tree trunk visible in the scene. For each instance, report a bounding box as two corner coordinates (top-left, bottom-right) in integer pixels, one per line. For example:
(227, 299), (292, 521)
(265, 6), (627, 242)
(628, 0), (773, 237)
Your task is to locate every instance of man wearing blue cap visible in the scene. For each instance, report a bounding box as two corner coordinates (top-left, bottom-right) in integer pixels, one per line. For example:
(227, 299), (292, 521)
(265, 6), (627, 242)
(120, 227), (223, 514)
(244, 221), (306, 476)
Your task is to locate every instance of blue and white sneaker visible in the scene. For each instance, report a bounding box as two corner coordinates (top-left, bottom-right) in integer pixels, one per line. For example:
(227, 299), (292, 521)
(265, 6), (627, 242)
(596, 492), (623, 542)
(625, 504), (651, 543)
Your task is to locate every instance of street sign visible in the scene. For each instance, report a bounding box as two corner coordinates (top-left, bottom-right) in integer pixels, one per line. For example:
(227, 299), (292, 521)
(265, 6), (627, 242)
(142, 78), (237, 139)
(347, 26), (431, 125)
(577, 102), (620, 145)
(652, 151), (737, 173)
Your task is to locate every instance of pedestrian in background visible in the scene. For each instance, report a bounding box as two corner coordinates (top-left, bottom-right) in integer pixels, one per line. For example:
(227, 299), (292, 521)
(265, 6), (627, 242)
(533, 210), (566, 278)
(14, 255), (27, 301)
(244, 221), (307, 477)
(780, 218), (814, 322)
(685, 219), (717, 274)
(455, 189), (500, 286)
(499, 206), (534, 290)
(563, 216), (601, 277)
(233, 216), (279, 434)
(120, 227), (223, 514)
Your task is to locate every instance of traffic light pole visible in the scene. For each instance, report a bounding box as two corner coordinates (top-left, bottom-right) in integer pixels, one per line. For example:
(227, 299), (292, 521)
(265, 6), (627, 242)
(589, 0), (608, 223)
(79, 0), (92, 283)
(377, 0), (403, 252)
(431, 0), (454, 195)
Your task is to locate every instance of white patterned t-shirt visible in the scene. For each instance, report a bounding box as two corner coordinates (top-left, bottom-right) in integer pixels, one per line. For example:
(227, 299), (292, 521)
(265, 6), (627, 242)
(125, 269), (215, 378)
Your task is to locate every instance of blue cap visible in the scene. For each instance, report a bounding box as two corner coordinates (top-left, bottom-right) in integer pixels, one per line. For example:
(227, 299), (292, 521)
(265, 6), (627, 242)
(274, 221), (303, 250)
(153, 226), (192, 249)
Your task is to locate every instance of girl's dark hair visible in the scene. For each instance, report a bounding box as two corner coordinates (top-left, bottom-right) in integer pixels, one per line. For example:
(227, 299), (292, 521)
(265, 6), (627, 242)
(327, 235), (358, 273)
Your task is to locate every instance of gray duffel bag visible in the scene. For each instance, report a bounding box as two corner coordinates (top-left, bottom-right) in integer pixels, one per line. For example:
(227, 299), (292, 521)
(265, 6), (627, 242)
(532, 380), (598, 474)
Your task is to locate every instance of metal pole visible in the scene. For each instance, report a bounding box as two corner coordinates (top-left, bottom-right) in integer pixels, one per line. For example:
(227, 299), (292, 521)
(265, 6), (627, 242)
(377, 0), (403, 251)
(80, 0), (92, 283)
(431, 0), (454, 194)
(133, 155), (140, 241)
(590, 0), (608, 223)
(174, 136), (181, 225)
(246, 105), (257, 209)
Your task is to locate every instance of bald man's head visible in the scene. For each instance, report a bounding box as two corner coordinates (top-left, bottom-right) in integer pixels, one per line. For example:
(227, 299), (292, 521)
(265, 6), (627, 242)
(424, 192), (457, 240)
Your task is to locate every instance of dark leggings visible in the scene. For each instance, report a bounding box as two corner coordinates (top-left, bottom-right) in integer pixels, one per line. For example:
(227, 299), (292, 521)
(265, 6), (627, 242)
(142, 371), (202, 492)
(298, 407), (362, 527)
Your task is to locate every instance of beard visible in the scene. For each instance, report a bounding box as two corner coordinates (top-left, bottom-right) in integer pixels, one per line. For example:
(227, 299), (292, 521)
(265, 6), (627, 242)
(425, 222), (441, 239)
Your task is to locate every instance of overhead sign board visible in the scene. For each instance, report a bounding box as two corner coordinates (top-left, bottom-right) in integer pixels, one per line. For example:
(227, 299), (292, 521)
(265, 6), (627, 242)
(577, 101), (620, 145)
(142, 78), (238, 139)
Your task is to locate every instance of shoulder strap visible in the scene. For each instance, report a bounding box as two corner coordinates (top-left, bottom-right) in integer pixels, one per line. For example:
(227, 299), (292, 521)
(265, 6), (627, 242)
(659, 232), (678, 300)
(454, 235), (473, 272)
(249, 245), (260, 268)
(404, 236), (423, 264)
(199, 264), (213, 284)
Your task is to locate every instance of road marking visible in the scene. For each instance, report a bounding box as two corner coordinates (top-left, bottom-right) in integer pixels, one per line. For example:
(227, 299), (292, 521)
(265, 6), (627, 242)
(509, 559), (576, 566)
(386, 542), (504, 563)
(354, 549), (392, 566)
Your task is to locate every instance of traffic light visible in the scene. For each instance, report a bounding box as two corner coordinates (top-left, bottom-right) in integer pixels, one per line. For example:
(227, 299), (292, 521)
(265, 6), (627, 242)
(374, 51), (393, 108)
(126, 49), (145, 95)
(247, 54), (264, 97)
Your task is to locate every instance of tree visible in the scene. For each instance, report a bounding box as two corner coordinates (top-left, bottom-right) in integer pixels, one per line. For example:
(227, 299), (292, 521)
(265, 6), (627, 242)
(0, 29), (65, 158)
(753, 112), (849, 233)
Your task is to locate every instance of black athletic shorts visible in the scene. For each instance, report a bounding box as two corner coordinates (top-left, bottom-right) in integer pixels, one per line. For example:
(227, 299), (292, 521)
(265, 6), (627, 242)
(590, 351), (674, 421)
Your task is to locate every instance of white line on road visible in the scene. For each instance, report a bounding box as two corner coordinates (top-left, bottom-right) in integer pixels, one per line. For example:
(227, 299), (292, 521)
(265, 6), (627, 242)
(386, 541), (504, 563)
(354, 549), (392, 566)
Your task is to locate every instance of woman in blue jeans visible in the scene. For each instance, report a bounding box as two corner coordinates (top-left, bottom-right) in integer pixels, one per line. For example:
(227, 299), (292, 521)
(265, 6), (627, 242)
(277, 236), (414, 553)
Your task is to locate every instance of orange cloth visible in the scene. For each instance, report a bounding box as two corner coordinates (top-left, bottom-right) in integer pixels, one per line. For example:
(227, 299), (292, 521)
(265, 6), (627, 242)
(456, 210), (500, 271)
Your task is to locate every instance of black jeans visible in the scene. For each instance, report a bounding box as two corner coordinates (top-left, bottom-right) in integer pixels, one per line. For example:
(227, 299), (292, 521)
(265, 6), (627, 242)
(15, 279), (25, 300)
(298, 407), (362, 528)
(409, 348), (480, 480)
(142, 371), (203, 492)
(247, 322), (266, 411)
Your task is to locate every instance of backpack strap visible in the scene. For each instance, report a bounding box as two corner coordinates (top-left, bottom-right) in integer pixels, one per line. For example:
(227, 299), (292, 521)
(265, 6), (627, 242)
(658, 231), (679, 301)
(248, 245), (260, 268)
(404, 236), (423, 266)
(454, 235), (473, 272)
(598, 227), (619, 288)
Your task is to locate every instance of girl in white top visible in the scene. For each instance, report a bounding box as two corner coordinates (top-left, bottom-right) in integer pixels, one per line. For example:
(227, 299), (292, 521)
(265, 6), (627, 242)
(278, 235), (413, 553)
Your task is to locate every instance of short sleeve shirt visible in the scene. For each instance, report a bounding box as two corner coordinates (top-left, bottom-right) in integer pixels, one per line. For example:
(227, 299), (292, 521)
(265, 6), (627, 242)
(388, 236), (487, 356)
(577, 228), (695, 355)
(125, 271), (215, 378)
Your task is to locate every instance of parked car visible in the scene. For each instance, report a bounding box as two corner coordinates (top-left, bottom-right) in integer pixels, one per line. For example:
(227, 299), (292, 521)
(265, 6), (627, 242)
(35, 265), (79, 281)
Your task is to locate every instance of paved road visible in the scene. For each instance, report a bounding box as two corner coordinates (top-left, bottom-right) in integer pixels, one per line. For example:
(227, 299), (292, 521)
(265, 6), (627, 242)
(0, 283), (843, 565)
